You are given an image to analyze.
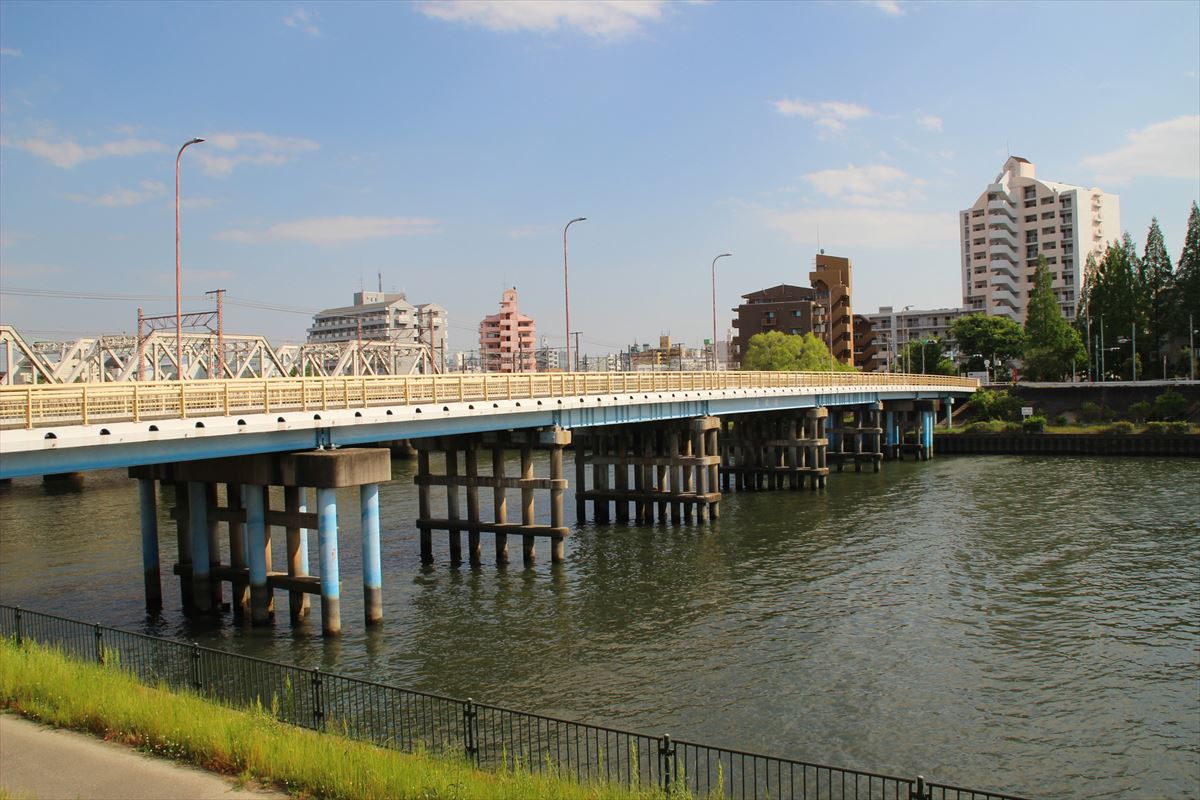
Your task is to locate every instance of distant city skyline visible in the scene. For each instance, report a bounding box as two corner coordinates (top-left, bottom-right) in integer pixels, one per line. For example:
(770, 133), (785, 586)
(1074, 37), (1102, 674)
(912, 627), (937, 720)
(1, 1), (1197, 357)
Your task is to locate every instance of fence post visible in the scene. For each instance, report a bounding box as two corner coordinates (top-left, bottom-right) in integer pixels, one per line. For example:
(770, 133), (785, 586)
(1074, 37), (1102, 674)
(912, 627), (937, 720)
(463, 698), (479, 764)
(190, 642), (201, 692)
(910, 775), (930, 800)
(311, 668), (325, 731)
(94, 624), (104, 665)
(14, 607), (21, 646)
(659, 734), (675, 792)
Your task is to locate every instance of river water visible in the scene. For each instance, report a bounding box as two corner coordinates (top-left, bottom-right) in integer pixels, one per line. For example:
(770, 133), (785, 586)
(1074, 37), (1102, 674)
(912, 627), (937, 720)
(1, 454), (1197, 799)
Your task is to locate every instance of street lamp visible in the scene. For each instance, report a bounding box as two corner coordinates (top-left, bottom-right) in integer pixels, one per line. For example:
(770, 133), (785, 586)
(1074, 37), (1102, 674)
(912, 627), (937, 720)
(175, 137), (204, 380)
(710, 253), (731, 371)
(563, 217), (586, 374)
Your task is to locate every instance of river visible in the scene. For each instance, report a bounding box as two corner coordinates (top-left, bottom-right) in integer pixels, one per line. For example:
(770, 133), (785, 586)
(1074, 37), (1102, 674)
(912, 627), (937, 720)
(1, 454), (1196, 799)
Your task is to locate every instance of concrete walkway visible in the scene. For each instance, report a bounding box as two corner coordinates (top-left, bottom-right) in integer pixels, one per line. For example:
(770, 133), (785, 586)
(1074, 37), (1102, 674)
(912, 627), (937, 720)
(0, 714), (286, 800)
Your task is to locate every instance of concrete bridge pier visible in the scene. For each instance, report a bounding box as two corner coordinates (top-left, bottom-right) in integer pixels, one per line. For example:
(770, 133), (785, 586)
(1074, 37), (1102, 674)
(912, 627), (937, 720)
(415, 428), (569, 568)
(574, 418), (720, 525)
(828, 403), (883, 473)
(137, 478), (162, 613)
(886, 401), (938, 460)
(720, 409), (828, 491)
(131, 447), (390, 636)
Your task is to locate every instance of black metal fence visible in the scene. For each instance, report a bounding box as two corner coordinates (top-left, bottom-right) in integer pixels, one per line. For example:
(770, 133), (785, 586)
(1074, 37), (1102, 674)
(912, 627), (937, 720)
(0, 605), (1029, 800)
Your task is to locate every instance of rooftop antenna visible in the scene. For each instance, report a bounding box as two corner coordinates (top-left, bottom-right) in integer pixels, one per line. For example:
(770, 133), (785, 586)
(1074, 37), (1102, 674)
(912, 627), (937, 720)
(378, 272), (382, 293)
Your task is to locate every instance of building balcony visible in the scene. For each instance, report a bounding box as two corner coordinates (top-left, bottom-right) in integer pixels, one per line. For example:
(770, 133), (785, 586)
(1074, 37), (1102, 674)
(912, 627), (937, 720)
(987, 200), (1017, 220)
(990, 274), (1019, 295)
(989, 245), (1018, 263)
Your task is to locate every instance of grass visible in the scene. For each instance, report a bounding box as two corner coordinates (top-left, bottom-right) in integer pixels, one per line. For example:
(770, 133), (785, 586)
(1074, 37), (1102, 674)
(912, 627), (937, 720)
(940, 422), (1197, 435)
(0, 637), (699, 800)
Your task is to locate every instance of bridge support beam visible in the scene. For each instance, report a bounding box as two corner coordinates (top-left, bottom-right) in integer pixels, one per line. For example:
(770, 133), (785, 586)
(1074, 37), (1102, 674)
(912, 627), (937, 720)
(137, 478), (162, 613)
(575, 417), (721, 523)
(415, 428), (569, 567)
(884, 400), (939, 461)
(130, 446), (389, 635)
(721, 408), (828, 491)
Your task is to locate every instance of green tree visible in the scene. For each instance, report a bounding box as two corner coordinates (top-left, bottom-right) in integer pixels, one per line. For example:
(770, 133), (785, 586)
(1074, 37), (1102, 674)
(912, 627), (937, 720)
(897, 337), (957, 375)
(1078, 236), (1141, 379)
(1168, 202), (1200, 372)
(1024, 256), (1086, 380)
(1141, 218), (1173, 378)
(741, 331), (851, 371)
(949, 313), (1025, 374)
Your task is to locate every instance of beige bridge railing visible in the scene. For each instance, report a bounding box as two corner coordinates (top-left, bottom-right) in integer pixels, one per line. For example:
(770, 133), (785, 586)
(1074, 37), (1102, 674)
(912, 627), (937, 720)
(0, 371), (978, 430)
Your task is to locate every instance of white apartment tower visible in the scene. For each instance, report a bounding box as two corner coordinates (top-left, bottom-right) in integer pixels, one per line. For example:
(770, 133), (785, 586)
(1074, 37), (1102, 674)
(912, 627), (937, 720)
(960, 157), (1120, 323)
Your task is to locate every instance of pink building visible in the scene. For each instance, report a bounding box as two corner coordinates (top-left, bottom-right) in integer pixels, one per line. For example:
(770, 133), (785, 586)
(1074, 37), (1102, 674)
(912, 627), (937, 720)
(479, 288), (537, 372)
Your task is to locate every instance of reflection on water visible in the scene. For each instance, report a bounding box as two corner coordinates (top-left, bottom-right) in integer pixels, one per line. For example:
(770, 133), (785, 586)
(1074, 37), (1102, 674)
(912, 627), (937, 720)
(1, 454), (1197, 799)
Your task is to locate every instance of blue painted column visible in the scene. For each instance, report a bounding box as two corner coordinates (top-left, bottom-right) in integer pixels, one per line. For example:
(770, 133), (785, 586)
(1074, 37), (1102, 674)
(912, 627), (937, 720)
(884, 411), (895, 459)
(243, 484), (271, 625)
(317, 487), (341, 636)
(360, 483), (383, 625)
(945, 398), (954, 430)
(138, 478), (162, 612)
(923, 410), (935, 457)
(187, 482), (212, 613)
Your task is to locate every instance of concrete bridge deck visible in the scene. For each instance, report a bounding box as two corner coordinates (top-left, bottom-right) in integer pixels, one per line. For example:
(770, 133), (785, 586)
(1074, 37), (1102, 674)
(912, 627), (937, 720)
(0, 371), (975, 479)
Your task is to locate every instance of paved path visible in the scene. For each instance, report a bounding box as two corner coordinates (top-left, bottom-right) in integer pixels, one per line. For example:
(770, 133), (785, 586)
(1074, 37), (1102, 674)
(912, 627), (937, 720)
(0, 714), (286, 800)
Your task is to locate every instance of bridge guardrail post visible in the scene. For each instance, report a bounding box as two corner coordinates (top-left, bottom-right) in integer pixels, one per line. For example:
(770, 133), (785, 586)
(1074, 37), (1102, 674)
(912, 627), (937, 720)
(94, 623), (104, 665)
(909, 774), (931, 800)
(13, 606), (21, 645)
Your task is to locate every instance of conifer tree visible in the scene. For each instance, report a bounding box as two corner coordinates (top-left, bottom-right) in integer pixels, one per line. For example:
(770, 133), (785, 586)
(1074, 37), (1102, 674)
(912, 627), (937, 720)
(1141, 218), (1172, 378)
(1023, 256), (1086, 380)
(1170, 202), (1200, 357)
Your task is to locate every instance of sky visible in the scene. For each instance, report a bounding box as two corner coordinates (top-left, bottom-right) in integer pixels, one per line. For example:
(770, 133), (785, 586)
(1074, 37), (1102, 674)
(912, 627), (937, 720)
(1, 0), (1198, 358)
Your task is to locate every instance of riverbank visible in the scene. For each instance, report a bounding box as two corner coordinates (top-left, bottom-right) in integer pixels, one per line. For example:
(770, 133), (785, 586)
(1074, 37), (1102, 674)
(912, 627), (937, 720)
(0, 638), (677, 800)
(935, 430), (1200, 455)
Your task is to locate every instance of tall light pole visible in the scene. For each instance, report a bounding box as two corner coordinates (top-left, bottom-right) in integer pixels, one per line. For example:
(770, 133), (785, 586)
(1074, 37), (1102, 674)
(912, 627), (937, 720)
(175, 137), (204, 380)
(563, 217), (586, 374)
(710, 253), (731, 371)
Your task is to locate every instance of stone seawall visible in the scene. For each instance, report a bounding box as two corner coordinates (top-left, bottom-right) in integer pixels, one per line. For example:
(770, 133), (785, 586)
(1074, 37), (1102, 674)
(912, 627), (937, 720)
(935, 433), (1200, 456)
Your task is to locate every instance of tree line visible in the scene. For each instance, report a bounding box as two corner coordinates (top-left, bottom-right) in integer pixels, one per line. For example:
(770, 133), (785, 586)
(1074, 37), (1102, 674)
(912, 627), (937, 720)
(916, 202), (1199, 381)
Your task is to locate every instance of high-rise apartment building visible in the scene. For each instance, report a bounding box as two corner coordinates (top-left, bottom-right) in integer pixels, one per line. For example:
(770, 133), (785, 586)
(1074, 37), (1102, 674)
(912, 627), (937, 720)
(809, 253), (854, 367)
(960, 156), (1119, 323)
(479, 288), (537, 372)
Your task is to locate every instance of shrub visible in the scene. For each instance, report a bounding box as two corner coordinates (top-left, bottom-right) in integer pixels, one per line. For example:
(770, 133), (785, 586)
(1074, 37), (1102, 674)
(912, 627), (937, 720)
(1001, 421), (1022, 434)
(1022, 415), (1046, 433)
(1106, 421), (1135, 435)
(970, 389), (1023, 422)
(1079, 401), (1102, 422)
(1154, 390), (1189, 421)
(964, 421), (998, 434)
(1144, 421), (1170, 436)
(1127, 401), (1153, 423)
(1167, 421), (1192, 434)
(1053, 414), (1068, 426)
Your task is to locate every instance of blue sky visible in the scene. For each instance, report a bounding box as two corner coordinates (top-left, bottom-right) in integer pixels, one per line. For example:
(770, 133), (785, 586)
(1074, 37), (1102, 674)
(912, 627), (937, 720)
(1, 0), (1197, 357)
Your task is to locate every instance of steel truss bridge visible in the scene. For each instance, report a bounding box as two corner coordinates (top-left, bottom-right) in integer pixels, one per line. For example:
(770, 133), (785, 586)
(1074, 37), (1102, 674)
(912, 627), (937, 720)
(0, 325), (436, 385)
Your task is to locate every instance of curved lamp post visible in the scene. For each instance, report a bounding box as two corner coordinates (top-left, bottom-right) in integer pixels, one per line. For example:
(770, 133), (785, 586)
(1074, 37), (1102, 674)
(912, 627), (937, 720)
(176, 137), (204, 379)
(710, 253), (731, 370)
(563, 217), (586, 373)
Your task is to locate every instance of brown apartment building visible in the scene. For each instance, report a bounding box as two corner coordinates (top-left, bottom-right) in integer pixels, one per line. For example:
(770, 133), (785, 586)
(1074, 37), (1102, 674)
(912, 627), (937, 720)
(730, 253), (856, 368)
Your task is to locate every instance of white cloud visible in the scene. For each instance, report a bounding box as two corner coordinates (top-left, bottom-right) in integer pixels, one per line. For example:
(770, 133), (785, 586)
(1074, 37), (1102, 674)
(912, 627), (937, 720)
(772, 99), (872, 136)
(215, 215), (441, 245)
(417, 0), (672, 40)
(0, 135), (167, 168)
(284, 8), (321, 36)
(66, 180), (166, 207)
(917, 114), (943, 132)
(761, 206), (954, 250)
(505, 225), (541, 239)
(865, 0), (903, 15)
(803, 164), (925, 207)
(1081, 115), (1200, 184)
(0, 47), (22, 57)
(191, 131), (319, 177)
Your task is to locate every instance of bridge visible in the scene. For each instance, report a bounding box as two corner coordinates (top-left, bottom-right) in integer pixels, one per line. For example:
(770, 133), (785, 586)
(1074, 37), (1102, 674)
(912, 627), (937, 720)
(0, 370), (977, 636)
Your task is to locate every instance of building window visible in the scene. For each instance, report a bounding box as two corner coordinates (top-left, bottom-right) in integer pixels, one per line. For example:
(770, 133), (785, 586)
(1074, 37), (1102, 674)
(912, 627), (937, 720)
(1025, 214), (1037, 222)
(1042, 226), (1056, 234)
(1041, 211), (1055, 220)
(1040, 197), (1053, 205)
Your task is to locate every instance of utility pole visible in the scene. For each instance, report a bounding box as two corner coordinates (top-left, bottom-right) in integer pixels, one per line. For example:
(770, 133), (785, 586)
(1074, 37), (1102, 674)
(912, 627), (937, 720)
(205, 289), (225, 379)
(571, 331), (582, 372)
